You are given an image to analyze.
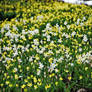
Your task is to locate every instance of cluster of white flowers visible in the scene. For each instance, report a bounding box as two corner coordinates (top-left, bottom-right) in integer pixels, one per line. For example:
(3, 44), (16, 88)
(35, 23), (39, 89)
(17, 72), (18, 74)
(77, 51), (92, 63)
(28, 29), (39, 35)
(62, 32), (70, 38)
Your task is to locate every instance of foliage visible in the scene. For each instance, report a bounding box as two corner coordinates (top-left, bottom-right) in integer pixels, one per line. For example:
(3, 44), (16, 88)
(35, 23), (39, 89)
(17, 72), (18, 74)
(0, 0), (92, 92)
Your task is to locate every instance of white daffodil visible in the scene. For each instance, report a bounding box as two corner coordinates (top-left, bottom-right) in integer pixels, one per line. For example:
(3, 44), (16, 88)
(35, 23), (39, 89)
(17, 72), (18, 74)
(37, 70), (41, 75)
(46, 23), (50, 29)
(83, 34), (88, 42)
(34, 29), (39, 34)
(29, 56), (33, 62)
(58, 39), (62, 43)
(33, 39), (39, 46)
(64, 21), (67, 25)
(79, 48), (82, 52)
(77, 18), (80, 25)
(71, 31), (76, 37)
(47, 35), (51, 41)
(39, 63), (44, 69)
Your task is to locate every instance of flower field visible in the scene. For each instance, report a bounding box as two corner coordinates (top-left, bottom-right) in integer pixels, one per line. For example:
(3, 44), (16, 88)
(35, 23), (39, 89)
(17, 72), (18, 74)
(0, 0), (92, 92)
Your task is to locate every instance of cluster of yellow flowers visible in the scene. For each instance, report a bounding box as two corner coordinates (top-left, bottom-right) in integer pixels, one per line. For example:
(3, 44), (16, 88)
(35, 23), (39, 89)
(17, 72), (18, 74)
(0, 0), (92, 91)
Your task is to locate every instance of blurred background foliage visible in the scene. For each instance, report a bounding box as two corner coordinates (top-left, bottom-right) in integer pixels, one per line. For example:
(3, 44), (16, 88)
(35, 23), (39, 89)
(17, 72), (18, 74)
(0, 0), (92, 23)
(0, 0), (60, 23)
